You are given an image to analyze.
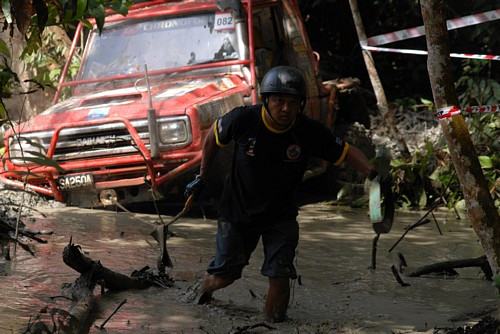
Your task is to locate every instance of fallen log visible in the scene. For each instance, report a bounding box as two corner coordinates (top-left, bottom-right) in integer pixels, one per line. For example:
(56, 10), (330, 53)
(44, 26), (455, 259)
(26, 267), (97, 333)
(62, 272), (96, 333)
(407, 255), (492, 280)
(25, 239), (174, 333)
(62, 239), (151, 290)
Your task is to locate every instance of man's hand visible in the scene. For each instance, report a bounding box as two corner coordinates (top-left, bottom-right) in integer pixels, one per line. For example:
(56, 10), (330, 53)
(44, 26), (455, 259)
(184, 175), (208, 198)
(368, 169), (392, 188)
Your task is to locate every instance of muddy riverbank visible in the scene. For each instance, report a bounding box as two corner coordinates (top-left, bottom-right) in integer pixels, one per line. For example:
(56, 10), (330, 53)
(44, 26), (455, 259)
(0, 198), (497, 333)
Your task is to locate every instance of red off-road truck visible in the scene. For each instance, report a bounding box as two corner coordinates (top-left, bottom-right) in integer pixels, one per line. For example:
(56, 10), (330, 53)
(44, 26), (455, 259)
(1, 0), (340, 207)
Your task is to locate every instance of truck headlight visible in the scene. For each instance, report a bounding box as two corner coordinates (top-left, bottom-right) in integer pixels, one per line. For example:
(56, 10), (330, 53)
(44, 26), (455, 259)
(8, 136), (46, 164)
(158, 120), (188, 144)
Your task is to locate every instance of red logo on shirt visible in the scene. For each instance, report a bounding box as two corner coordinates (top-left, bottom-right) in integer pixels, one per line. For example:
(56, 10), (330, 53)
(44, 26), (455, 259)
(287, 145), (301, 160)
(246, 138), (256, 156)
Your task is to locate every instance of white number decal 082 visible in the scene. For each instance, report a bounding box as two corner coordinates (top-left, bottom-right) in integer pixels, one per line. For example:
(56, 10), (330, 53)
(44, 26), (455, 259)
(214, 12), (234, 30)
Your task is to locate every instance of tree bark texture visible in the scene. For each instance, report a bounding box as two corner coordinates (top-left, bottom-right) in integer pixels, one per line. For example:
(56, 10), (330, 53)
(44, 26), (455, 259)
(420, 0), (500, 276)
(348, 0), (410, 157)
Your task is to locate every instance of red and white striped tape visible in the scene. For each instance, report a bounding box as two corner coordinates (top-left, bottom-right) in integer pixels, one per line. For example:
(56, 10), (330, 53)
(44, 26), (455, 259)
(436, 106), (462, 119)
(365, 9), (500, 46)
(436, 104), (499, 119)
(362, 45), (500, 61)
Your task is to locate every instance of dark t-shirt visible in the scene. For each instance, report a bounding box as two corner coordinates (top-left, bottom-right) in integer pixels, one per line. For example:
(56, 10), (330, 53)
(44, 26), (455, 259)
(214, 104), (349, 224)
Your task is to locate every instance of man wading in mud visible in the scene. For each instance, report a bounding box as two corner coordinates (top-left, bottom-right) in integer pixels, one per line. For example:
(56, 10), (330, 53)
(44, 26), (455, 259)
(184, 66), (382, 323)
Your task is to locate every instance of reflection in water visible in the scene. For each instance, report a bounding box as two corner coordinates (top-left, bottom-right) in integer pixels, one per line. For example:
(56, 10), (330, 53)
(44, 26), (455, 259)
(0, 205), (496, 333)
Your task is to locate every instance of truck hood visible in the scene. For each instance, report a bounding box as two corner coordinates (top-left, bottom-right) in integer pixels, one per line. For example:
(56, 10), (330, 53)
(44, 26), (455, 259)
(14, 74), (247, 134)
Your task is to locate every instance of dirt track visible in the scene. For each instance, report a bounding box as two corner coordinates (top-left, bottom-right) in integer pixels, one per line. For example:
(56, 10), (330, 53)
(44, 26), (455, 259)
(1, 198), (496, 333)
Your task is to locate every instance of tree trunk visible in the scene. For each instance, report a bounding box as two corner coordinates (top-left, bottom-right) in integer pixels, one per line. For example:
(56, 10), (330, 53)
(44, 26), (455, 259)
(348, 0), (411, 158)
(420, 0), (500, 277)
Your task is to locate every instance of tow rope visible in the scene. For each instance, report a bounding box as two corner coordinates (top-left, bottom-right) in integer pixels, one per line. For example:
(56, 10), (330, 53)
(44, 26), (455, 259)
(369, 147), (394, 234)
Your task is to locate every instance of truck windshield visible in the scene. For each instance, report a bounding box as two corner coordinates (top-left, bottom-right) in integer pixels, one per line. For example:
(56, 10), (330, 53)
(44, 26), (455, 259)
(79, 12), (239, 80)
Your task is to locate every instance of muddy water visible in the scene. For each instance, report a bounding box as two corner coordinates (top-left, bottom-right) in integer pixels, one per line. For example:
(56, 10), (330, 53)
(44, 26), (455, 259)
(0, 203), (497, 333)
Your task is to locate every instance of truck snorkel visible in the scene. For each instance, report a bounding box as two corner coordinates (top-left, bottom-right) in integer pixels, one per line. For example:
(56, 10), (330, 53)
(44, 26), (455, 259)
(144, 64), (160, 158)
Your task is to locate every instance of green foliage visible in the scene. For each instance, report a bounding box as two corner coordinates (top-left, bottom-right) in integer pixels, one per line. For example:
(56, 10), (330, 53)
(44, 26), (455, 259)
(494, 274), (500, 294)
(0, 0), (132, 172)
(0, 59), (20, 101)
(60, 0), (134, 31)
(390, 139), (441, 209)
(388, 114), (499, 210)
(456, 60), (500, 107)
(23, 29), (81, 100)
(1, 0), (133, 58)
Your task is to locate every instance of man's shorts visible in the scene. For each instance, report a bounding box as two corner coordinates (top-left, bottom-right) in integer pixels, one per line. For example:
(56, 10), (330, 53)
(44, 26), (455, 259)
(206, 219), (299, 280)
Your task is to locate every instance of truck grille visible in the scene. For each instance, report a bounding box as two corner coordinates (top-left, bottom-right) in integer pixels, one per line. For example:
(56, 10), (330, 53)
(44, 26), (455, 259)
(11, 116), (191, 164)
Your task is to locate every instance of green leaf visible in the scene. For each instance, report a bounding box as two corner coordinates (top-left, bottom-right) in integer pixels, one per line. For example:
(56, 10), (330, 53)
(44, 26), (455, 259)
(78, 18), (93, 30)
(20, 149), (48, 158)
(0, 70), (16, 83)
(91, 4), (106, 33)
(21, 31), (42, 57)
(390, 159), (408, 168)
(493, 274), (500, 290)
(13, 136), (44, 150)
(418, 189), (427, 208)
(0, 38), (10, 58)
(111, 2), (128, 16)
(43, 4), (58, 25)
(1, 0), (12, 24)
(478, 156), (493, 169)
(0, 102), (6, 120)
(420, 98), (433, 105)
(76, 0), (87, 19)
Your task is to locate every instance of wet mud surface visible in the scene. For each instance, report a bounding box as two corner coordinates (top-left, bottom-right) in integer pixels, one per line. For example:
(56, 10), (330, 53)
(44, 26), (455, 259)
(0, 200), (498, 333)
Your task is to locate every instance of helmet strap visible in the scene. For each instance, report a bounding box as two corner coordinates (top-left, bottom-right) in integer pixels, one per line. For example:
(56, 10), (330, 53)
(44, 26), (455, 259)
(263, 96), (281, 125)
(300, 100), (306, 114)
(263, 95), (301, 128)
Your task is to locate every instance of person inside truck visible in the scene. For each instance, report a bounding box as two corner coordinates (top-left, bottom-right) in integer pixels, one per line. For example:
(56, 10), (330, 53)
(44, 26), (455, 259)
(213, 37), (237, 60)
(183, 66), (388, 323)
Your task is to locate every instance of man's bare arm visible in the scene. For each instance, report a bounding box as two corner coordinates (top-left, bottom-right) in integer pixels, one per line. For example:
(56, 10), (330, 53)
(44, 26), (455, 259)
(199, 123), (221, 179)
(343, 145), (375, 177)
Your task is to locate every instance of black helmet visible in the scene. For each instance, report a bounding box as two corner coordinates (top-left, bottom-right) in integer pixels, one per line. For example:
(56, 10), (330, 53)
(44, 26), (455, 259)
(260, 66), (307, 100)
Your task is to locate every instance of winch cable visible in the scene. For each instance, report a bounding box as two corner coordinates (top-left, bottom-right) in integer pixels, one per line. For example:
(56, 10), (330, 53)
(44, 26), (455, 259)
(124, 138), (173, 272)
(113, 200), (154, 226)
(150, 194), (195, 272)
(126, 117), (190, 272)
(127, 135), (165, 227)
